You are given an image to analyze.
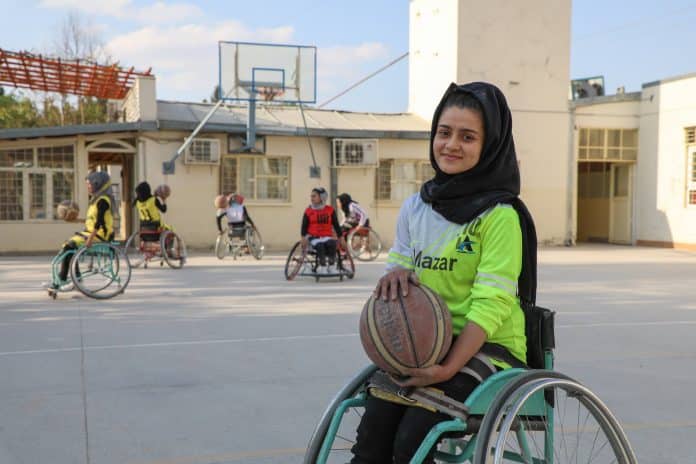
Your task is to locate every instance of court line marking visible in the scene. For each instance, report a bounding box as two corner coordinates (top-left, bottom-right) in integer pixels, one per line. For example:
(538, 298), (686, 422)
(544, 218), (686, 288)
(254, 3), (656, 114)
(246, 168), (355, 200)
(0, 333), (357, 357)
(2, 319), (696, 357)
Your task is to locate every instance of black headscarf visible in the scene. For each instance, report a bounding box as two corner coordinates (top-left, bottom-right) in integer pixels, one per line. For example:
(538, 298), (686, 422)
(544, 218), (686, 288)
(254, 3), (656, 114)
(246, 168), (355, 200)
(421, 82), (538, 307)
(135, 181), (152, 203)
(337, 193), (353, 217)
(420, 81), (520, 224)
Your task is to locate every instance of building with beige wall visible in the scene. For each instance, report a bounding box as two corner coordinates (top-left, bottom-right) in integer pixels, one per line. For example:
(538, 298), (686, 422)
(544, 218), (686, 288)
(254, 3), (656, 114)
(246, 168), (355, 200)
(0, 85), (431, 253)
(570, 73), (696, 250)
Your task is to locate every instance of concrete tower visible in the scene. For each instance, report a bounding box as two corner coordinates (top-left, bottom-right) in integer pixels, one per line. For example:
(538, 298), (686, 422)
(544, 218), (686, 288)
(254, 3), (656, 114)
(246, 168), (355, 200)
(409, 0), (573, 244)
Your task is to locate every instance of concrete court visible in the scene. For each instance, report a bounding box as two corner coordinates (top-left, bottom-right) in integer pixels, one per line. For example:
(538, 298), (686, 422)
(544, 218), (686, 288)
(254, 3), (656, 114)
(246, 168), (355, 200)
(0, 244), (695, 464)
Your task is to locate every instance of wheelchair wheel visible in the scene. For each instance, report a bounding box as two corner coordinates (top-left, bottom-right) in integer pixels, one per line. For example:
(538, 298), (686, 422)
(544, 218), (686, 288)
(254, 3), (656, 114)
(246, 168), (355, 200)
(303, 364), (378, 464)
(70, 243), (131, 299)
(161, 231), (187, 269)
(215, 232), (229, 260)
(284, 241), (305, 280)
(474, 370), (637, 464)
(347, 228), (382, 262)
(124, 231), (145, 268)
(246, 227), (264, 260)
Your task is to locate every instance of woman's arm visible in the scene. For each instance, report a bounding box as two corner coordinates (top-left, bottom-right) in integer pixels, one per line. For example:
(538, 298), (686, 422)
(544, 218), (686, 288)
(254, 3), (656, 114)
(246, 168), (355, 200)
(155, 198), (167, 213)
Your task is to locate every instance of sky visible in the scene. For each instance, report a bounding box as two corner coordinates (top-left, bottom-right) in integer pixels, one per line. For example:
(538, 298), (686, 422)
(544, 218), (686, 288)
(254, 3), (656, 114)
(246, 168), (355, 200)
(0, 0), (694, 113)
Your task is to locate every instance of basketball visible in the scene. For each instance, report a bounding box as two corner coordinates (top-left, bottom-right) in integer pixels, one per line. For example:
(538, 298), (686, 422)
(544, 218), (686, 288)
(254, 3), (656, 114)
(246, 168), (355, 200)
(56, 200), (79, 221)
(359, 282), (453, 375)
(214, 194), (228, 209)
(155, 184), (171, 199)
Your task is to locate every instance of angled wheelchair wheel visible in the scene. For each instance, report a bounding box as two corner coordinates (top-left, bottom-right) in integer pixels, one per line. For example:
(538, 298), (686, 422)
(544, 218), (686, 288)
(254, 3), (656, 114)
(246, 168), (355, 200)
(304, 364), (378, 464)
(246, 227), (265, 260)
(474, 370), (637, 464)
(124, 231), (145, 268)
(70, 243), (131, 299)
(161, 231), (187, 269)
(215, 232), (229, 260)
(348, 228), (382, 262)
(284, 241), (305, 280)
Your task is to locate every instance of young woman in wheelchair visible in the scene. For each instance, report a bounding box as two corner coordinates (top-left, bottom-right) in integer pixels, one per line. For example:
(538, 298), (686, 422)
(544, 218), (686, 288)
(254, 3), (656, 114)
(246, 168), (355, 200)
(301, 187), (344, 274)
(134, 181), (172, 233)
(216, 193), (256, 239)
(336, 192), (370, 236)
(46, 171), (116, 290)
(350, 82), (535, 464)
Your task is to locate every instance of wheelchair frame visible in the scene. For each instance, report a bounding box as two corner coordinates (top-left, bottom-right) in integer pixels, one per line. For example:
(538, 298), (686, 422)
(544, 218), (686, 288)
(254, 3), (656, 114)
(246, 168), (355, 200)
(284, 240), (355, 282)
(215, 224), (265, 260)
(124, 227), (187, 269)
(48, 242), (131, 300)
(304, 350), (637, 464)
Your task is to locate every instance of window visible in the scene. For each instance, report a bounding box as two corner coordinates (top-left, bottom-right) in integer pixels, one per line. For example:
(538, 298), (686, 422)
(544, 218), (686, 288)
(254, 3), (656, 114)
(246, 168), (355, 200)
(375, 159), (434, 202)
(578, 128), (638, 161)
(687, 144), (696, 206)
(220, 155), (290, 201)
(0, 145), (75, 221)
(185, 138), (220, 164)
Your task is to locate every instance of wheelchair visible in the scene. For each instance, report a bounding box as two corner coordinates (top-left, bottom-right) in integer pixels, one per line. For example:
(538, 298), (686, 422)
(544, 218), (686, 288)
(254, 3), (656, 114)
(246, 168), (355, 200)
(215, 224), (264, 260)
(48, 242), (131, 300)
(284, 239), (355, 282)
(343, 226), (383, 262)
(124, 226), (187, 269)
(303, 307), (637, 464)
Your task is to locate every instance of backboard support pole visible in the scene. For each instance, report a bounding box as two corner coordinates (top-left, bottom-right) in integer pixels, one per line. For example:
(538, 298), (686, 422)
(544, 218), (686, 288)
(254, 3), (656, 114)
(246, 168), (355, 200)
(162, 97), (226, 175)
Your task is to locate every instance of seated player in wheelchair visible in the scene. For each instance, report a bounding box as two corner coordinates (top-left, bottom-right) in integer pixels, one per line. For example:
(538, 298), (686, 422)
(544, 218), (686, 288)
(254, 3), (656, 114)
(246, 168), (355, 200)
(336, 192), (370, 237)
(301, 187), (343, 274)
(216, 193), (256, 239)
(46, 171), (116, 290)
(134, 181), (172, 239)
(349, 82), (535, 464)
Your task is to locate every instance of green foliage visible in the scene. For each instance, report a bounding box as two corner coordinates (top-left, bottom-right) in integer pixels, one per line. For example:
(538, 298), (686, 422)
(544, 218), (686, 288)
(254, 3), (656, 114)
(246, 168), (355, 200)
(0, 91), (111, 129)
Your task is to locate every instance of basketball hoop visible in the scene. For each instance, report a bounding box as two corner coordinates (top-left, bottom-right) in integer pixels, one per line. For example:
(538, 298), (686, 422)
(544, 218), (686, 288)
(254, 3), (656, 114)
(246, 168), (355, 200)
(257, 86), (285, 102)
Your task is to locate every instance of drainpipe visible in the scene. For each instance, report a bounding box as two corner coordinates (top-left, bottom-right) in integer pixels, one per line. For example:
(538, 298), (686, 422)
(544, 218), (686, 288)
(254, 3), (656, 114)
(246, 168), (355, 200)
(565, 104), (576, 246)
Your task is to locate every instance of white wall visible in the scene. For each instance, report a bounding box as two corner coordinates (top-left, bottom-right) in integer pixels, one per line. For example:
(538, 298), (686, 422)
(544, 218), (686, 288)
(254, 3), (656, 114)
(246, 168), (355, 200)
(637, 77), (696, 247)
(408, 0), (459, 120)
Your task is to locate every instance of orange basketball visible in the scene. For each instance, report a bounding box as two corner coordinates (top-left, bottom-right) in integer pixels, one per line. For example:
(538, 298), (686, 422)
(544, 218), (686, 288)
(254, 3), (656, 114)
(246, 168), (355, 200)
(155, 184), (171, 199)
(214, 194), (228, 209)
(359, 282), (453, 375)
(56, 200), (79, 221)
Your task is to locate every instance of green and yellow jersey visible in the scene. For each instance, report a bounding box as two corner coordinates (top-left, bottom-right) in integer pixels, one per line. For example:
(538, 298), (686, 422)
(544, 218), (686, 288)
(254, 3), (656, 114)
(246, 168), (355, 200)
(387, 194), (526, 364)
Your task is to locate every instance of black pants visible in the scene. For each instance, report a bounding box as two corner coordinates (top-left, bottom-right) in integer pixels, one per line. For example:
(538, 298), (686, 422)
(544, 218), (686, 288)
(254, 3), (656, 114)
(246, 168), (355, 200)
(350, 372), (480, 464)
(313, 240), (336, 266)
(59, 241), (79, 282)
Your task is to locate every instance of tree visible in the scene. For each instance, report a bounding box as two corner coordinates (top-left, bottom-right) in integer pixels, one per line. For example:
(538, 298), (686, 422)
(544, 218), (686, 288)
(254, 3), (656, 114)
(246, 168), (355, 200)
(210, 85), (221, 103)
(51, 11), (113, 125)
(0, 92), (40, 128)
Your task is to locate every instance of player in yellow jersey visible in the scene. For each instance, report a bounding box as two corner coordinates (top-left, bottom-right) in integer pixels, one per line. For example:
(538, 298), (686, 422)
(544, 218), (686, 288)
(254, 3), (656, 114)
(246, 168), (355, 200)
(133, 181), (172, 231)
(47, 171), (115, 289)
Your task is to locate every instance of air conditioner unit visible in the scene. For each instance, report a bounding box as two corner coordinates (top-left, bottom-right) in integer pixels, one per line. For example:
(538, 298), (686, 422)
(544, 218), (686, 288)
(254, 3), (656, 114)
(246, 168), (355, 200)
(184, 138), (221, 165)
(332, 139), (378, 167)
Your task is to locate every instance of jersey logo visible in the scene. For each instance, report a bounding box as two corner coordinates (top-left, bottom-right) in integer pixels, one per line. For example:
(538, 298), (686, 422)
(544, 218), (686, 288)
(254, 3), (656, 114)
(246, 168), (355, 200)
(413, 251), (458, 271)
(455, 235), (476, 254)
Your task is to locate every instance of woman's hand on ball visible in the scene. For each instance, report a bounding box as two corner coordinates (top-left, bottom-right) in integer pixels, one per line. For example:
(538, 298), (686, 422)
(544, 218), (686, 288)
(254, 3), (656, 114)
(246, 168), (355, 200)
(375, 268), (419, 301)
(393, 364), (454, 387)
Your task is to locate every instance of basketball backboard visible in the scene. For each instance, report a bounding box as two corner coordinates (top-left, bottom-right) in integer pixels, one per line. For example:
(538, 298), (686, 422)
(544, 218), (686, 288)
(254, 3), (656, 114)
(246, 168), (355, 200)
(218, 41), (317, 104)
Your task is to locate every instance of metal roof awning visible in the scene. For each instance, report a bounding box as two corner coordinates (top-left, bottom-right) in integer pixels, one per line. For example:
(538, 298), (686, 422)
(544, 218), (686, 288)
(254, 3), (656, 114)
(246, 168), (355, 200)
(0, 48), (152, 99)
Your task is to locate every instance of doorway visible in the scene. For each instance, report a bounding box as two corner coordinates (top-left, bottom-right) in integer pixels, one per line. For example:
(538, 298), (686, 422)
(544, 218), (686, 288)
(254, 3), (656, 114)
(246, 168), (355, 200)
(87, 152), (135, 240)
(577, 162), (634, 244)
